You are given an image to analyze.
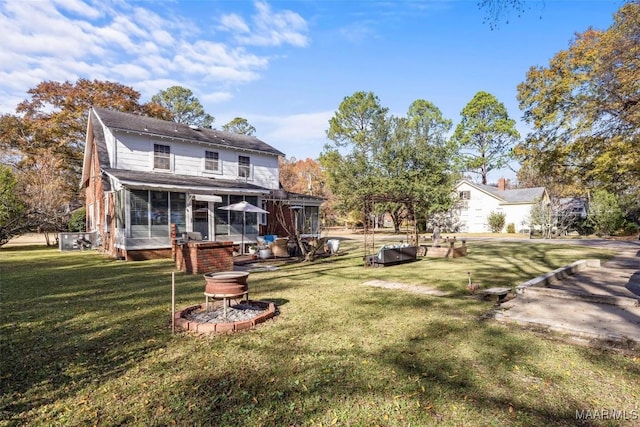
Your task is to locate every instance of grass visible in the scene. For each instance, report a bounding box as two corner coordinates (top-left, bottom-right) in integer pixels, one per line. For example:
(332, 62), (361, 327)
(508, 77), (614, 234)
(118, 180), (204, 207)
(1, 239), (638, 426)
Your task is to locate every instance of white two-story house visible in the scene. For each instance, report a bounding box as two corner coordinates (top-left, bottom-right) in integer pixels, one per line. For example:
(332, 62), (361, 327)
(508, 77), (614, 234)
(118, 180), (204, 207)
(81, 107), (288, 260)
(453, 179), (548, 233)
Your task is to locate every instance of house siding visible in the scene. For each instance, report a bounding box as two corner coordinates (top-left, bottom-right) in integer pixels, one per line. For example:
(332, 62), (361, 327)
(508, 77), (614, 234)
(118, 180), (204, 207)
(457, 181), (501, 233)
(82, 108), (291, 261)
(454, 180), (546, 233)
(111, 130), (279, 190)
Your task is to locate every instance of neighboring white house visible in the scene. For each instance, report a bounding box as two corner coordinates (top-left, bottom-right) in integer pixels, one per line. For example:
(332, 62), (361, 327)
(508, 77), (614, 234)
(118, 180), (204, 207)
(80, 107), (321, 260)
(452, 179), (548, 233)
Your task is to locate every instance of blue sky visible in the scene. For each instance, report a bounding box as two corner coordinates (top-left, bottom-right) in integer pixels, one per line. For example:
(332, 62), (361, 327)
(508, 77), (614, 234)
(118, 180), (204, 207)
(0, 0), (625, 182)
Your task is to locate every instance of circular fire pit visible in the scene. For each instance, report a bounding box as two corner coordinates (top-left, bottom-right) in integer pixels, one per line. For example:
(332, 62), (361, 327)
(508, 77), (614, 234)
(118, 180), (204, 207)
(203, 271), (250, 317)
(204, 271), (249, 297)
(175, 300), (277, 334)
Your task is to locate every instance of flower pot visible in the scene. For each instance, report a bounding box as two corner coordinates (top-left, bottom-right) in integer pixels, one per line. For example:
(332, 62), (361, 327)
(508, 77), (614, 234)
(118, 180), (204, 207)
(327, 239), (340, 254)
(258, 248), (272, 259)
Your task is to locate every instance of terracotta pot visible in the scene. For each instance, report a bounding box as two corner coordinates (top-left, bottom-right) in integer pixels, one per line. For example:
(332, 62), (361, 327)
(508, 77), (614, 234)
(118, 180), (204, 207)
(204, 271), (249, 296)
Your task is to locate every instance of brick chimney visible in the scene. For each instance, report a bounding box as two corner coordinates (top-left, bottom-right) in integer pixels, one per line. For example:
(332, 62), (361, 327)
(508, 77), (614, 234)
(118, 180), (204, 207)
(498, 178), (506, 191)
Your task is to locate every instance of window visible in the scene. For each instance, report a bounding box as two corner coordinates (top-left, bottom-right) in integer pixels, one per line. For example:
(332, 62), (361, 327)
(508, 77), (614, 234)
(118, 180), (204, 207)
(150, 191), (168, 237)
(238, 155), (250, 178)
(129, 190), (186, 238)
(215, 195), (259, 238)
(459, 191), (470, 200)
(154, 144), (170, 170)
(130, 190), (149, 238)
(204, 150), (219, 172)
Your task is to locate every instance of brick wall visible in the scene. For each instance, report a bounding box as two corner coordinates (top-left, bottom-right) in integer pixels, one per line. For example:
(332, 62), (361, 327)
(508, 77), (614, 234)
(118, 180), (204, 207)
(174, 241), (234, 274)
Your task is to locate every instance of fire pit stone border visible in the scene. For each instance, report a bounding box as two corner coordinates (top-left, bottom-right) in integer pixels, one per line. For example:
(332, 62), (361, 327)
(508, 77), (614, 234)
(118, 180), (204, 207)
(174, 300), (276, 334)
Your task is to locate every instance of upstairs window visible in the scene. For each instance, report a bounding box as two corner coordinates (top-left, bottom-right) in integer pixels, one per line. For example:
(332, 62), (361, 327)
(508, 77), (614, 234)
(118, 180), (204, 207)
(238, 155), (251, 178)
(205, 150), (219, 172)
(459, 191), (470, 200)
(154, 144), (170, 170)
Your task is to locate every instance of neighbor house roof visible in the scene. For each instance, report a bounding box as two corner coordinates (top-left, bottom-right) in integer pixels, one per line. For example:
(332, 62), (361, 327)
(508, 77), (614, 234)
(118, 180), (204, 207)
(92, 107), (285, 157)
(457, 179), (546, 204)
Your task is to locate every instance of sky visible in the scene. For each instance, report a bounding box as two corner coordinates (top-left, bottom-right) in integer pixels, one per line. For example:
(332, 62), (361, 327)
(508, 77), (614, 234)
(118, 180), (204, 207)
(0, 0), (626, 182)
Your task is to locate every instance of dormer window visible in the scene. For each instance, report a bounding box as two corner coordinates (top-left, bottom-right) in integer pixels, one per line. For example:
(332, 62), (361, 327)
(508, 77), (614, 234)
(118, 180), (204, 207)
(154, 144), (170, 170)
(238, 155), (251, 178)
(205, 150), (219, 172)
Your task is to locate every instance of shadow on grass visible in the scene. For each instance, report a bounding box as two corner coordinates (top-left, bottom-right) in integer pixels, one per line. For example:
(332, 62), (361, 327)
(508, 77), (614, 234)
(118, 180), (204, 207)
(0, 240), (628, 425)
(1, 251), (176, 416)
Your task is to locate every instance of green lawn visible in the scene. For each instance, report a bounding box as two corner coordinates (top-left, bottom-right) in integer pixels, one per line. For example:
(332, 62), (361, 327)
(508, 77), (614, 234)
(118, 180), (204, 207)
(1, 240), (638, 426)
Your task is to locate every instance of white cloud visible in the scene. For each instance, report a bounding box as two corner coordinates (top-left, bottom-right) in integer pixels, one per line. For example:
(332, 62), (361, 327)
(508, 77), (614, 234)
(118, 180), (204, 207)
(0, 0), (308, 113)
(220, 13), (250, 33)
(53, 0), (101, 19)
(223, 1), (309, 47)
(201, 91), (234, 105)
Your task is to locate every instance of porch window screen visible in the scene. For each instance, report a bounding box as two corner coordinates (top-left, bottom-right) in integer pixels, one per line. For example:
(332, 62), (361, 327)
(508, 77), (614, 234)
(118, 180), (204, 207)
(115, 190), (125, 229)
(303, 206), (320, 234)
(214, 195), (259, 238)
(154, 144), (170, 170)
(130, 190), (149, 238)
(170, 192), (186, 234)
(129, 190), (186, 238)
(150, 191), (168, 237)
(245, 196), (258, 235)
(214, 195), (229, 236)
(229, 195), (244, 234)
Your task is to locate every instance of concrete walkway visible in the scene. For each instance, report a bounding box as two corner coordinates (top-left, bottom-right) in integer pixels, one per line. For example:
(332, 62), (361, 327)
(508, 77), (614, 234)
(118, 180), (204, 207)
(495, 242), (640, 346)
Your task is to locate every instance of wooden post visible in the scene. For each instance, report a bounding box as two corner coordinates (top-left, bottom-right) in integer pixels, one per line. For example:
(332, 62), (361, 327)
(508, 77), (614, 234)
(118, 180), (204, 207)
(171, 271), (175, 334)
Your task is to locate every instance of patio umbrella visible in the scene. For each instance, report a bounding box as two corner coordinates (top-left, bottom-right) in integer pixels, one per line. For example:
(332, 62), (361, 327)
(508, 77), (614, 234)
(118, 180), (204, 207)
(218, 201), (269, 254)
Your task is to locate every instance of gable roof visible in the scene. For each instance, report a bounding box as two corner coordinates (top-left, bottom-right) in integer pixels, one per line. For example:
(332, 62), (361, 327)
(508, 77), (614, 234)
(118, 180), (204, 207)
(457, 179), (546, 204)
(91, 107), (284, 157)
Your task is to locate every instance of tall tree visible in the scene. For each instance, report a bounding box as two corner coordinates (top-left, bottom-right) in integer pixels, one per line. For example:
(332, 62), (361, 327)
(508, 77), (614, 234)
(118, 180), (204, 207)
(452, 91), (520, 184)
(150, 86), (214, 128)
(478, 0), (541, 29)
(321, 91), (388, 216)
(0, 79), (168, 186)
(0, 78), (169, 238)
(322, 92), (458, 239)
(17, 152), (71, 245)
(378, 101), (458, 234)
(222, 117), (256, 135)
(0, 165), (26, 247)
(588, 189), (624, 236)
(516, 2), (640, 195)
(278, 157), (328, 198)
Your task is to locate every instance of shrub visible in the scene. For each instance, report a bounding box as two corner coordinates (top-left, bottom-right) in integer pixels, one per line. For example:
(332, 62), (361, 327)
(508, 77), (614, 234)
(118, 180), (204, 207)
(587, 190), (624, 236)
(622, 221), (639, 236)
(506, 223), (516, 233)
(487, 211), (506, 233)
(68, 208), (86, 232)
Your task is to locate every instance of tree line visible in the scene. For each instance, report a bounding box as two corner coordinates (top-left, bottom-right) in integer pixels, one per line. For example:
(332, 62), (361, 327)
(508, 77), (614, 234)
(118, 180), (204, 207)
(2, 2), (639, 245)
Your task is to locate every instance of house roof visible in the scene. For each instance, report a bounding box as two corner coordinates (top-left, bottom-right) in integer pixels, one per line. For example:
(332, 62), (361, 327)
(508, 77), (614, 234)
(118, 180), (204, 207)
(103, 168), (271, 195)
(91, 107), (285, 157)
(457, 179), (546, 204)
